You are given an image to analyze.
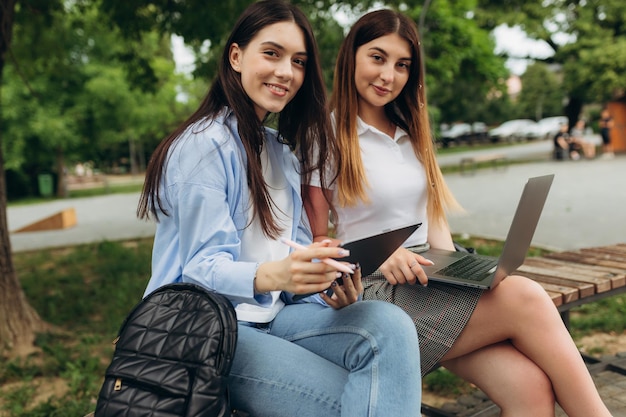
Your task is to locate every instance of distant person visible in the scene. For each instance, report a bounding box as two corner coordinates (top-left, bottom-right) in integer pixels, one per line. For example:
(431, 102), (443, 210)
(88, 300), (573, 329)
(599, 108), (615, 158)
(75, 162), (85, 178)
(570, 119), (596, 159)
(553, 123), (571, 160)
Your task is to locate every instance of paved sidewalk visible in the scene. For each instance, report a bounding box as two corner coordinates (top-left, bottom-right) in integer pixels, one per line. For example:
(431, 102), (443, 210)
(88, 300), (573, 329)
(443, 152), (626, 251)
(7, 192), (156, 253)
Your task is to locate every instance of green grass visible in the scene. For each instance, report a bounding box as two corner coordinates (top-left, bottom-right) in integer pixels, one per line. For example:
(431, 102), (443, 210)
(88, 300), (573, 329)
(1, 239), (152, 416)
(0, 236), (623, 415)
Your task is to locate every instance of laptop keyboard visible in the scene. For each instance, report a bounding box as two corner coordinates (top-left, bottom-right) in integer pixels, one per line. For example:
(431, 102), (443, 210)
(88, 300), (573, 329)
(436, 256), (498, 281)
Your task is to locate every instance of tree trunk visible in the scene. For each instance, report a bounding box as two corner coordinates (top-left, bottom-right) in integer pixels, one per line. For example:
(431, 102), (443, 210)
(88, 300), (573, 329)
(0, 0), (47, 356)
(565, 96), (583, 129)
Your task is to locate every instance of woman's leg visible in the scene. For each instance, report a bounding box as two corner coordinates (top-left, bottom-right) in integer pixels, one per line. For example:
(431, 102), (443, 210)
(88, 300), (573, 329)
(442, 341), (555, 417)
(270, 301), (422, 417)
(583, 140), (596, 158)
(443, 275), (610, 417)
(229, 324), (348, 417)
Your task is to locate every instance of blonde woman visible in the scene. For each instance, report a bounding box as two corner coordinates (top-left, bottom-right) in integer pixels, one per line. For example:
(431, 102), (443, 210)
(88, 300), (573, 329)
(305, 8), (611, 417)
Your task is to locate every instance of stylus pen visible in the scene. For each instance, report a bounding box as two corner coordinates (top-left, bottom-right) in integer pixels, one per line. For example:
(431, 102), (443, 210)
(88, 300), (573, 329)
(279, 238), (354, 275)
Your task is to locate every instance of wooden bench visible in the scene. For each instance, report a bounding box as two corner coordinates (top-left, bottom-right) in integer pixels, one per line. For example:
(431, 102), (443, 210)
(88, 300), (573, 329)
(421, 243), (626, 416)
(459, 153), (507, 175)
(518, 243), (626, 328)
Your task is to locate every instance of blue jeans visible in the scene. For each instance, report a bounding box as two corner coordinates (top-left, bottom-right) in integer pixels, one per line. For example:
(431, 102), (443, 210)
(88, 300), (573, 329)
(228, 300), (422, 417)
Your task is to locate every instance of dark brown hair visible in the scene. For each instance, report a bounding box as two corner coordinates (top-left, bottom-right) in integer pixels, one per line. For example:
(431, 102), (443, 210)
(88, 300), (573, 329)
(137, 0), (337, 238)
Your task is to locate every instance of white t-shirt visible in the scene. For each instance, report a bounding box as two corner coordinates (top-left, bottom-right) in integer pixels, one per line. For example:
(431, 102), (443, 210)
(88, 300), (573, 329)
(312, 117), (429, 246)
(238, 144), (292, 322)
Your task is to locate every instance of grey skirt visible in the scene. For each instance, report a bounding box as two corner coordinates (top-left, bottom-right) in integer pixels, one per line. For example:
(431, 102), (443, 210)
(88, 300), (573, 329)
(362, 244), (483, 376)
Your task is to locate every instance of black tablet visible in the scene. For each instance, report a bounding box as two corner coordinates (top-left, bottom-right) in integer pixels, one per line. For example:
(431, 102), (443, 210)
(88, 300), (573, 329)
(339, 223), (422, 276)
(292, 222), (421, 301)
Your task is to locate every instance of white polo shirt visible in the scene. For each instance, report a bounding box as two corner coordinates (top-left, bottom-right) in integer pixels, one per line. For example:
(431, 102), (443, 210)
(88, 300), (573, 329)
(314, 117), (429, 246)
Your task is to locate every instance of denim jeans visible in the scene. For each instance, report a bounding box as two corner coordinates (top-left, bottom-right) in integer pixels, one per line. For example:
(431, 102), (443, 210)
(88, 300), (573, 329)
(228, 300), (422, 417)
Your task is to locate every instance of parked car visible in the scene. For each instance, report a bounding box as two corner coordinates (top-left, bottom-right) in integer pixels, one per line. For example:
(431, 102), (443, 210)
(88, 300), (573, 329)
(535, 116), (568, 140)
(439, 122), (489, 147)
(516, 120), (542, 140)
(470, 122), (488, 143)
(488, 119), (537, 143)
(439, 123), (472, 147)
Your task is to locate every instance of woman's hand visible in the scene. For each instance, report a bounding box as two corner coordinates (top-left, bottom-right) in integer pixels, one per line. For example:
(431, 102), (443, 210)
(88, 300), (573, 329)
(254, 240), (353, 295)
(320, 265), (364, 309)
(378, 247), (433, 286)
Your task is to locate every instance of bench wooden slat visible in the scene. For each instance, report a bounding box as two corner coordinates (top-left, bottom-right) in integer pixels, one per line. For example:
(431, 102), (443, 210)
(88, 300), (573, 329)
(579, 248), (626, 263)
(545, 251), (626, 270)
(523, 257), (626, 289)
(589, 246), (626, 254)
(517, 265), (603, 295)
(587, 244), (626, 255)
(522, 258), (612, 292)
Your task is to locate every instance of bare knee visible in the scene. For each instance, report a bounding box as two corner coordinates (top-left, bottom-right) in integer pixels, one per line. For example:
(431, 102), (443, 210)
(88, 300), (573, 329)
(496, 275), (555, 312)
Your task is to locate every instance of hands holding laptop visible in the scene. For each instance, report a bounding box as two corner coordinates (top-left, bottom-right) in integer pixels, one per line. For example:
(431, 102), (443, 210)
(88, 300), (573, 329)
(378, 247), (434, 287)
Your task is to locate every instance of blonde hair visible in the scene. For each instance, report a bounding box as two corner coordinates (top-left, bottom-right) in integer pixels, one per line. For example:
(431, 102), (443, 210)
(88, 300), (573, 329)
(331, 9), (461, 225)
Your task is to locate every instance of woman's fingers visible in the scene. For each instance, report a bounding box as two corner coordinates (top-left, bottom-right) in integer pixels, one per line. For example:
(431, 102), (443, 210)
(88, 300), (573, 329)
(285, 242), (358, 296)
(380, 249), (432, 286)
(409, 260), (429, 286)
(321, 275), (361, 309)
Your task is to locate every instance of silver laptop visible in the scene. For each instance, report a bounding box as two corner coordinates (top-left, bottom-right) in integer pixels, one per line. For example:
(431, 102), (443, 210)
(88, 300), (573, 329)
(422, 174), (554, 290)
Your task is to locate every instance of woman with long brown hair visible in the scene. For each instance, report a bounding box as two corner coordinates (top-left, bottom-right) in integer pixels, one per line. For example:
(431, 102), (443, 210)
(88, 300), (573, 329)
(138, 2), (422, 416)
(306, 8), (611, 416)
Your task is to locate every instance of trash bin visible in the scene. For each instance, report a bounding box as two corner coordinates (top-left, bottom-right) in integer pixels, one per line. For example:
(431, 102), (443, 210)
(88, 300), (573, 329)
(38, 174), (53, 197)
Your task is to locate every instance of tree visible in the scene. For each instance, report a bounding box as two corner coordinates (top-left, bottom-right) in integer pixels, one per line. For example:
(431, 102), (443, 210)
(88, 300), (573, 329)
(1, 0), (192, 355)
(517, 62), (564, 120)
(0, 0), (48, 356)
(476, 0), (626, 122)
(3, 0), (190, 193)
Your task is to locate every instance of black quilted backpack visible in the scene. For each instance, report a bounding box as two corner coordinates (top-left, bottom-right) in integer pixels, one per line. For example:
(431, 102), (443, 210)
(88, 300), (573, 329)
(95, 283), (238, 417)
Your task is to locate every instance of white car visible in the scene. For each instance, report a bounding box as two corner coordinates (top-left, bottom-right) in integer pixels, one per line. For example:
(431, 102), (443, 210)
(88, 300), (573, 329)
(489, 119), (537, 142)
(517, 120), (542, 140)
(439, 123), (472, 147)
(535, 116), (568, 140)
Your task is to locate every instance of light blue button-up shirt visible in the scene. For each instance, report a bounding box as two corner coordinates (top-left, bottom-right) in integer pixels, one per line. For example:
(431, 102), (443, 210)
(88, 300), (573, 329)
(143, 108), (323, 322)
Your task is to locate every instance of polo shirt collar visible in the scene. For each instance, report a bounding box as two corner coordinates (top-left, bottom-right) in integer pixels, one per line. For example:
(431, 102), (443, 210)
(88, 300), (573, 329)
(356, 116), (409, 142)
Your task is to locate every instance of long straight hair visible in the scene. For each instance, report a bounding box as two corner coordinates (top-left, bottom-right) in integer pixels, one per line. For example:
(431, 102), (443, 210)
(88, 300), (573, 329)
(331, 8), (460, 224)
(137, 0), (337, 238)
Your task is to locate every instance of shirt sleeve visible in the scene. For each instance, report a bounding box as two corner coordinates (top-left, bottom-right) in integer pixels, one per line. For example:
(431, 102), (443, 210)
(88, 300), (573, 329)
(164, 127), (272, 307)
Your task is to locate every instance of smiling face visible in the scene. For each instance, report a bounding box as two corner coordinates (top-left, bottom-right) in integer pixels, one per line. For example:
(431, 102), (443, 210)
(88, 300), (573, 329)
(229, 21), (307, 121)
(354, 33), (411, 122)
